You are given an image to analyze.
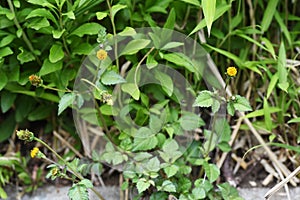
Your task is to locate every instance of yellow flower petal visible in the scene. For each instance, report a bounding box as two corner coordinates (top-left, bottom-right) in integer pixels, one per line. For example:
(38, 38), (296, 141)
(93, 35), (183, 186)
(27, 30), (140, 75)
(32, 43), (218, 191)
(227, 67), (237, 77)
(97, 49), (107, 60)
(30, 147), (39, 158)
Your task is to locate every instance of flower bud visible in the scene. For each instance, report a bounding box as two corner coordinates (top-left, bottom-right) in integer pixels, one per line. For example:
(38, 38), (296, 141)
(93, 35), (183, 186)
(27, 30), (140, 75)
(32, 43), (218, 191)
(16, 129), (34, 142)
(29, 75), (43, 87)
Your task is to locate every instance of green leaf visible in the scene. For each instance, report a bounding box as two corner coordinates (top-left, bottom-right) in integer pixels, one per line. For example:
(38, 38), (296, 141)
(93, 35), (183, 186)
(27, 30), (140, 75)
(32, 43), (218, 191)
(17, 47), (35, 64)
(277, 42), (289, 92)
(25, 8), (56, 23)
(111, 4), (127, 21)
(28, 104), (54, 121)
(212, 98), (220, 114)
(0, 113), (15, 142)
(164, 165), (179, 178)
(49, 44), (64, 63)
(27, 17), (50, 30)
(233, 95), (252, 112)
(58, 93), (76, 115)
(146, 157), (160, 172)
(0, 47), (13, 58)
(179, 112), (204, 131)
(263, 98), (272, 131)
(274, 11), (292, 46)
(96, 12), (108, 20)
(78, 179), (93, 188)
(121, 83), (140, 100)
(68, 184), (89, 200)
(288, 118), (300, 124)
(160, 180), (176, 192)
(203, 163), (220, 183)
(202, 0), (216, 36)
(154, 70), (173, 96)
(267, 72), (279, 99)
(52, 29), (66, 39)
(27, 0), (55, 8)
(62, 11), (75, 20)
(192, 187), (206, 199)
(121, 39), (151, 55)
(161, 42), (183, 50)
(189, 3), (231, 36)
(193, 90), (213, 107)
(1, 90), (16, 113)
(0, 71), (8, 90)
(40, 59), (63, 76)
(163, 53), (195, 72)
(163, 8), (175, 30)
(227, 100), (235, 116)
(101, 70), (126, 85)
(71, 23), (102, 37)
(261, 0), (279, 33)
(0, 187), (8, 199)
(137, 179), (151, 193)
(149, 115), (163, 133)
(244, 107), (281, 118)
(179, 0), (200, 7)
(72, 43), (93, 55)
(261, 37), (276, 59)
(0, 34), (15, 48)
(132, 127), (158, 151)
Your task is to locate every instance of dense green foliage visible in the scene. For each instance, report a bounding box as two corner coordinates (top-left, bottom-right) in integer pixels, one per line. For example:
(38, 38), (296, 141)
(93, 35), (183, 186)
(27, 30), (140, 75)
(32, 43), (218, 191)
(0, 0), (300, 199)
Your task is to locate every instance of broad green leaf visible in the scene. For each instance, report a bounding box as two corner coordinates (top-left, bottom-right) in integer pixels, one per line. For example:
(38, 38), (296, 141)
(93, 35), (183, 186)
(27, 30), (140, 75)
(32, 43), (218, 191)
(227, 101), (235, 116)
(132, 127), (158, 151)
(121, 83), (140, 100)
(261, 0), (279, 33)
(72, 43), (93, 55)
(154, 70), (173, 96)
(160, 180), (176, 192)
(163, 8), (175, 30)
(40, 58), (63, 76)
(96, 12), (108, 20)
(264, 98), (272, 131)
(52, 29), (66, 39)
(111, 4), (127, 21)
(146, 157), (160, 172)
(164, 165), (179, 178)
(101, 70), (126, 85)
(28, 105), (54, 121)
(78, 179), (93, 188)
(62, 11), (75, 20)
(179, 0), (200, 6)
(0, 34), (15, 48)
(203, 163), (220, 183)
(58, 93), (76, 115)
(193, 90), (213, 107)
(162, 139), (179, 152)
(161, 42), (183, 50)
(17, 47), (35, 64)
(149, 115), (163, 133)
(192, 187), (206, 199)
(277, 42), (289, 92)
(27, 0), (55, 8)
(49, 44), (64, 63)
(233, 95), (252, 112)
(1, 90), (17, 113)
(118, 27), (136, 36)
(0, 187), (7, 199)
(68, 184), (89, 200)
(189, 3), (231, 36)
(0, 47), (13, 58)
(212, 99), (220, 114)
(179, 112), (204, 131)
(25, 8), (56, 23)
(163, 53), (195, 72)
(27, 17), (50, 30)
(202, 0), (216, 36)
(137, 179), (151, 193)
(71, 23), (102, 37)
(267, 72), (279, 99)
(0, 113), (16, 142)
(0, 71), (8, 90)
(121, 39), (150, 55)
(288, 118), (300, 124)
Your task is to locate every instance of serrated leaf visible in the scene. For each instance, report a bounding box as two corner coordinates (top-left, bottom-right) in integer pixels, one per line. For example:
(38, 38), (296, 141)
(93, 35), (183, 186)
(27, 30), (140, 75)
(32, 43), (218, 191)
(101, 70), (126, 85)
(212, 98), (220, 113)
(160, 180), (176, 192)
(203, 163), (220, 183)
(71, 23), (102, 37)
(132, 127), (158, 151)
(121, 83), (140, 100)
(192, 187), (206, 199)
(78, 179), (93, 188)
(233, 95), (252, 112)
(154, 70), (173, 96)
(137, 179), (150, 193)
(68, 184), (89, 200)
(58, 93), (76, 115)
(146, 157), (160, 172)
(202, 0), (216, 36)
(40, 58), (63, 76)
(193, 90), (213, 107)
(121, 39), (150, 55)
(179, 112), (204, 131)
(149, 115), (163, 133)
(164, 165), (179, 178)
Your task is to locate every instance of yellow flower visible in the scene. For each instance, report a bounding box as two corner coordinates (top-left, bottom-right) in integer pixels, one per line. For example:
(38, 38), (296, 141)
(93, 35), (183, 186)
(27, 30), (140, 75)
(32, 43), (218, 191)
(226, 67), (237, 77)
(30, 147), (39, 158)
(97, 49), (107, 60)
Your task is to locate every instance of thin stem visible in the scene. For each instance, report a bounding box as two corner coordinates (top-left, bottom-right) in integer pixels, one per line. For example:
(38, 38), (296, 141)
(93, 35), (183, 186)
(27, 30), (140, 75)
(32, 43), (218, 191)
(134, 47), (155, 86)
(7, 0), (41, 65)
(34, 137), (105, 200)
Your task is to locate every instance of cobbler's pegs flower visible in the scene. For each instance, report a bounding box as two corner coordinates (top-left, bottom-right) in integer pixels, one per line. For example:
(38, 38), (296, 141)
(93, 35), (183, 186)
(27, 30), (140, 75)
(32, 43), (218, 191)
(51, 167), (59, 176)
(16, 129), (34, 142)
(97, 49), (108, 60)
(30, 147), (46, 159)
(226, 66), (237, 77)
(102, 91), (113, 105)
(29, 75), (43, 87)
(30, 147), (39, 158)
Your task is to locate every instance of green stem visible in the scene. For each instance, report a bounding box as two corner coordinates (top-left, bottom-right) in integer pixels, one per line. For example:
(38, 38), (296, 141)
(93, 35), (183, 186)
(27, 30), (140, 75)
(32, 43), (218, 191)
(34, 137), (105, 200)
(7, 0), (41, 66)
(106, 0), (119, 70)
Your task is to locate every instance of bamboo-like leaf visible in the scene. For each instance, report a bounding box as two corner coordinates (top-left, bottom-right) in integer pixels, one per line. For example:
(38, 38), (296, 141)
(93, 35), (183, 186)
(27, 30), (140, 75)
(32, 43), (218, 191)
(277, 42), (289, 92)
(263, 98), (272, 131)
(261, 0), (279, 33)
(267, 72), (278, 99)
(202, 0), (216, 36)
